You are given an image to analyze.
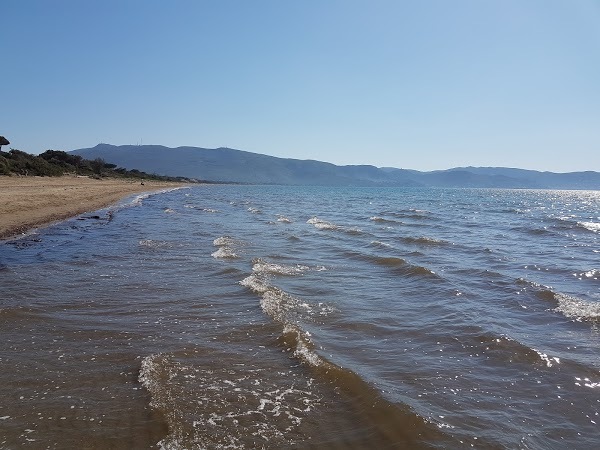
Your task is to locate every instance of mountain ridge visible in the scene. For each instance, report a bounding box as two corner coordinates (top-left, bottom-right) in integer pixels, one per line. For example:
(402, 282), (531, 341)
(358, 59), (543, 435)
(70, 144), (600, 189)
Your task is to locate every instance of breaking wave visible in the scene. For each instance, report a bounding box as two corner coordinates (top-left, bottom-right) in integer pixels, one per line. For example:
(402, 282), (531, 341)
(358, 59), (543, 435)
(129, 187), (187, 207)
(238, 262), (452, 448)
(251, 258), (311, 276)
(307, 217), (362, 234)
(369, 216), (402, 224)
(554, 293), (600, 322)
(578, 221), (600, 233)
(211, 236), (240, 259)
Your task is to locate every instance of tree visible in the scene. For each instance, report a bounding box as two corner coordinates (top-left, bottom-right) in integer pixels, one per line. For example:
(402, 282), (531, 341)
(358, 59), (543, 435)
(0, 136), (9, 151)
(90, 158), (106, 176)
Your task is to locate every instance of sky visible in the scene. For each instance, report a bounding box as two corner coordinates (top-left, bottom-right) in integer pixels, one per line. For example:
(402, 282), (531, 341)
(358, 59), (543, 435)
(2, 0), (599, 172)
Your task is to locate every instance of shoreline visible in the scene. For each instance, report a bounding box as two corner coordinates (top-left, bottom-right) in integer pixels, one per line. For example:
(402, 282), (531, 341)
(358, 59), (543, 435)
(0, 175), (189, 240)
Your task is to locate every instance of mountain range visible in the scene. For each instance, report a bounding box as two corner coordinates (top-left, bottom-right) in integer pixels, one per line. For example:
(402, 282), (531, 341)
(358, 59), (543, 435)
(70, 144), (600, 190)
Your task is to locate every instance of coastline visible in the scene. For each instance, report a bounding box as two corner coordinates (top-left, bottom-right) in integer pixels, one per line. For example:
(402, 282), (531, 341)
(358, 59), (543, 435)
(0, 175), (189, 240)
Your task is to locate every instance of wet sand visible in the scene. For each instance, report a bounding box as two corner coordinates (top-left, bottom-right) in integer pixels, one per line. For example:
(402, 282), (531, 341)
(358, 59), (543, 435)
(0, 176), (188, 239)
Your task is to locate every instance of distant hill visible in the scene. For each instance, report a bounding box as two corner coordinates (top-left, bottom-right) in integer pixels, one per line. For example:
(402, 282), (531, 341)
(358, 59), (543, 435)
(70, 144), (600, 189)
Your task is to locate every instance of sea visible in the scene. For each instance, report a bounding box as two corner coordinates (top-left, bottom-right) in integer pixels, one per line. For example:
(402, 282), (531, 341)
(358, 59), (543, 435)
(0, 185), (599, 449)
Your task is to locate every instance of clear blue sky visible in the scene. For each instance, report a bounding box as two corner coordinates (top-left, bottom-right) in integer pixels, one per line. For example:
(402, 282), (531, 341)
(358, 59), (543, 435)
(2, 0), (599, 172)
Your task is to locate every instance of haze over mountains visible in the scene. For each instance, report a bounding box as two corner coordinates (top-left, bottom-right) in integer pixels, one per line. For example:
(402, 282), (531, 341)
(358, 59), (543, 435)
(71, 144), (600, 190)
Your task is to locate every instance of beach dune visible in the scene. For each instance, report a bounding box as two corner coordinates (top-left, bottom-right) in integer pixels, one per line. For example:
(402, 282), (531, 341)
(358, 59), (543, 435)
(0, 176), (187, 239)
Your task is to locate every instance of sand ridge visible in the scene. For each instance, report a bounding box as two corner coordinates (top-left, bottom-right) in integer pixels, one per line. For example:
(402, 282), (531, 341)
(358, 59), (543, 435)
(0, 176), (189, 239)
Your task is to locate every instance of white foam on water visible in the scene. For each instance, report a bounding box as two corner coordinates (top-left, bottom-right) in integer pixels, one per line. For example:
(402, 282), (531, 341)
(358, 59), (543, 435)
(370, 240), (393, 248)
(247, 207), (261, 214)
(139, 353), (321, 449)
(579, 221), (600, 233)
(307, 217), (336, 230)
(240, 274), (333, 323)
(212, 236), (240, 259)
(184, 204), (219, 213)
(276, 215), (292, 223)
(213, 236), (235, 247)
(251, 259), (310, 276)
(584, 269), (600, 278)
(138, 239), (172, 249)
(554, 293), (600, 322)
(129, 187), (188, 206)
(369, 216), (401, 224)
(211, 247), (239, 259)
(282, 324), (325, 368)
(533, 349), (561, 367)
(240, 275), (270, 295)
(307, 217), (362, 234)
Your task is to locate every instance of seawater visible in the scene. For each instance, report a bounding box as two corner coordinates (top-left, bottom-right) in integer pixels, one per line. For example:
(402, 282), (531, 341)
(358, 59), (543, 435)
(0, 186), (599, 449)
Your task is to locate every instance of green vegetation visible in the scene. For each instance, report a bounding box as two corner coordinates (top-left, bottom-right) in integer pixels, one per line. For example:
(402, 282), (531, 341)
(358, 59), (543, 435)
(0, 148), (193, 182)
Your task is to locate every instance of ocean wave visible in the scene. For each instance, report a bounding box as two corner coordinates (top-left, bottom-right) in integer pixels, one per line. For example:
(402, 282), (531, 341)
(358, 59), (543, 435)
(239, 276), (453, 447)
(404, 265), (438, 277)
(510, 225), (552, 236)
(139, 352), (322, 449)
(184, 205), (219, 213)
(211, 236), (240, 259)
(454, 329), (563, 368)
(211, 247), (239, 259)
(369, 216), (402, 224)
(276, 215), (292, 223)
(401, 236), (448, 246)
(528, 286), (600, 322)
(139, 239), (173, 247)
(572, 269), (600, 280)
(307, 217), (337, 230)
(372, 256), (408, 267)
(533, 349), (561, 368)
(342, 250), (439, 278)
(369, 240), (394, 249)
(554, 293), (600, 322)
(280, 323), (329, 368)
(275, 326), (454, 447)
(251, 258), (310, 276)
(578, 221), (600, 233)
(129, 187), (187, 207)
(307, 217), (362, 234)
(383, 209), (432, 220)
(213, 236), (235, 247)
(515, 277), (546, 289)
(240, 275), (333, 322)
(369, 253), (437, 277)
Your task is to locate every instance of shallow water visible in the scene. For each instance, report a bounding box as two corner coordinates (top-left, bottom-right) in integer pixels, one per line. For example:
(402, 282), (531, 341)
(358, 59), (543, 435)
(1, 186), (599, 449)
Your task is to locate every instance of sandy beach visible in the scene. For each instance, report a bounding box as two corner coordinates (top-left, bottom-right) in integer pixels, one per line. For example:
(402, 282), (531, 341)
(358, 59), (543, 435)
(0, 176), (188, 239)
